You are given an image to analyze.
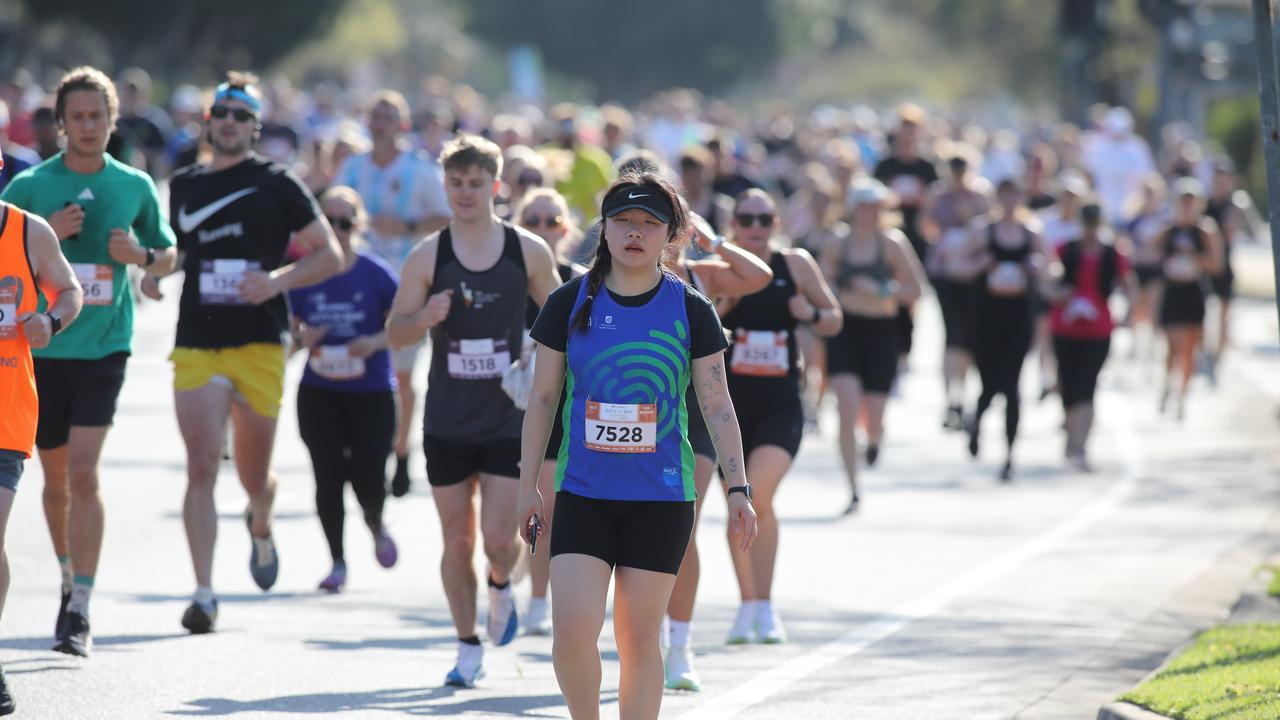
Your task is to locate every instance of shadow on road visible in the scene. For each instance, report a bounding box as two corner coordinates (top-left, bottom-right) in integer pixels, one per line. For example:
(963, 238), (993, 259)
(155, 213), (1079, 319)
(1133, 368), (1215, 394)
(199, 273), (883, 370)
(167, 686), (576, 716)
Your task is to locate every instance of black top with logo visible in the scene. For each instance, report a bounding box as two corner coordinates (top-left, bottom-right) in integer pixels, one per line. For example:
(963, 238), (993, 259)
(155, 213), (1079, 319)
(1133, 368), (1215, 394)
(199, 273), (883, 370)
(169, 154), (322, 349)
(720, 251), (803, 400)
(425, 222), (529, 442)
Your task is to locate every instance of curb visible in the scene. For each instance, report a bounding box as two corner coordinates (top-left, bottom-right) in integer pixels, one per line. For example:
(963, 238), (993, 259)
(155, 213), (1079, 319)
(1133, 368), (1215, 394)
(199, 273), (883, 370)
(1097, 701), (1175, 720)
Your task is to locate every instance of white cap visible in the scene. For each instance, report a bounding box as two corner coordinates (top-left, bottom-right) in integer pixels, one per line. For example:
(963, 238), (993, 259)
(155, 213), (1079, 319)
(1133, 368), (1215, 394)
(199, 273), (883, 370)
(1104, 107), (1134, 134)
(1059, 173), (1090, 198)
(1172, 176), (1204, 198)
(847, 178), (890, 208)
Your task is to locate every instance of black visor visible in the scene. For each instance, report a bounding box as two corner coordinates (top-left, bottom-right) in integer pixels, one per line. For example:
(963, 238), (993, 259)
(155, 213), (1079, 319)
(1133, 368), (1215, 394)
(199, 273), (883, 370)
(602, 183), (674, 224)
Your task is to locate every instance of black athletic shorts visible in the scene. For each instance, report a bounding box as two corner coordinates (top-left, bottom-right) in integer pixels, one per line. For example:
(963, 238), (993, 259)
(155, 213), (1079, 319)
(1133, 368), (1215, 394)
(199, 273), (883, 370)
(826, 314), (899, 394)
(550, 490), (695, 575)
(1054, 335), (1111, 408)
(727, 375), (805, 461)
(34, 352), (129, 450)
(423, 434), (521, 487)
(1134, 264), (1162, 288)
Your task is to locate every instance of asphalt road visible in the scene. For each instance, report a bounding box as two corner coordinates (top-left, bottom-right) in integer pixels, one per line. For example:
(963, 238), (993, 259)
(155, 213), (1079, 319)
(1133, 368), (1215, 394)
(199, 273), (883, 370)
(4, 282), (1278, 719)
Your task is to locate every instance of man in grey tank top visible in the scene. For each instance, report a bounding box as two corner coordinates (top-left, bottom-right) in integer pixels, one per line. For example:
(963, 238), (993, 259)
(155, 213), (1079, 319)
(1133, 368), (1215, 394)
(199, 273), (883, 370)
(387, 134), (559, 688)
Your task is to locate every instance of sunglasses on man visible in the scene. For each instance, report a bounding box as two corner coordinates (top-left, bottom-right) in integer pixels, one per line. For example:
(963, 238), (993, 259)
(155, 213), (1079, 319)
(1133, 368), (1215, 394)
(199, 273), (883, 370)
(735, 213), (775, 228)
(209, 105), (257, 123)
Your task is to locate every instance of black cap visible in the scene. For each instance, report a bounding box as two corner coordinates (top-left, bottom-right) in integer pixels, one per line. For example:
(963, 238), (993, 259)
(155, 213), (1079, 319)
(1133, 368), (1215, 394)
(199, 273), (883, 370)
(602, 183), (674, 224)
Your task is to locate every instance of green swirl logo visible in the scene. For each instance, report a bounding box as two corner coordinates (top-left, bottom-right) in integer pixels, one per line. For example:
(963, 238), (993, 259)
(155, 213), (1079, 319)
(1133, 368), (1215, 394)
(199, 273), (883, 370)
(579, 321), (689, 442)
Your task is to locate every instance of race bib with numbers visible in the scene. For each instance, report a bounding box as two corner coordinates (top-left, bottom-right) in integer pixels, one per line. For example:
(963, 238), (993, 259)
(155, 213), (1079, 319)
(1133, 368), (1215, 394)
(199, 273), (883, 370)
(72, 263), (113, 306)
(199, 259), (260, 305)
(446, 337), (511, 380)
(0, 286), (16, 340)
(730, 329), (789, 377)
(309, 345), (366, 381)
(585, 400), (657, 454)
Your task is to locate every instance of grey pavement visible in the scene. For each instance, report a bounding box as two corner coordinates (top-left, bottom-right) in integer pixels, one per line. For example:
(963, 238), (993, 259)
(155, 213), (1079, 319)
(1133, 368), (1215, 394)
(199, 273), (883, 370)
(4, 285), (1278, 719)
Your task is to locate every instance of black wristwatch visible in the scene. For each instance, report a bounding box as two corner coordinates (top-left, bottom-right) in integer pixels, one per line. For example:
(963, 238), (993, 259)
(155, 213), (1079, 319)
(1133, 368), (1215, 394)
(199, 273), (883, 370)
(45, 311), (62, 336)
(728, 484), (752, 500)
(143, 247), (156, 267)
(809, 305), (821, 324)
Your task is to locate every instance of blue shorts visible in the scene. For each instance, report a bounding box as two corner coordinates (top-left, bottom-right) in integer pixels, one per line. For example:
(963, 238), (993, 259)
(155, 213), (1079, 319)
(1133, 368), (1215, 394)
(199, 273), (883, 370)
(0, 449), (24, 492)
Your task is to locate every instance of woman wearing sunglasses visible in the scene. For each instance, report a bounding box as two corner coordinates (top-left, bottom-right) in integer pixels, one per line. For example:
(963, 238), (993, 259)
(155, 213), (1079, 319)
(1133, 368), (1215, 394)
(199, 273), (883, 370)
(287, 186), (401, 592)
(820, 179), (926, 513)
(663, 199), (772, 690)
(514, 187), (584, 635)
(717, 189), (841, 647)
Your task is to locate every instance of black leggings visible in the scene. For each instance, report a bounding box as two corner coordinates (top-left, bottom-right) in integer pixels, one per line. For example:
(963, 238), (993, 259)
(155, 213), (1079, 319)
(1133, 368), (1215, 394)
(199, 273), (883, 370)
(972, 294), (1033, 450)
(297, 384), (396, 563)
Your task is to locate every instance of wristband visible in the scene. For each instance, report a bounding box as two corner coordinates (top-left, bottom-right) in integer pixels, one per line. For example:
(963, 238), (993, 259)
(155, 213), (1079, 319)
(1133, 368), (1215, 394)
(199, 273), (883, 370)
(710, 234), (726, 251)
(144, 247), (156, 267)
(810, 305), (821, 324)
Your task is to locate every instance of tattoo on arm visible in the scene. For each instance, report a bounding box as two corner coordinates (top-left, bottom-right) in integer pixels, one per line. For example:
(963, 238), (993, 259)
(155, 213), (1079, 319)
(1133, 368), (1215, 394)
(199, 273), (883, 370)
(728, 456), (740, 475)
(721, 410), (732, 423)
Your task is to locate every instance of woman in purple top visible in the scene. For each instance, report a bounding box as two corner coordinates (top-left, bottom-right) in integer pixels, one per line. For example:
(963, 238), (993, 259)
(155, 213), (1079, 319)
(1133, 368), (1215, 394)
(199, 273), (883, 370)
(288, 186), (400, 592)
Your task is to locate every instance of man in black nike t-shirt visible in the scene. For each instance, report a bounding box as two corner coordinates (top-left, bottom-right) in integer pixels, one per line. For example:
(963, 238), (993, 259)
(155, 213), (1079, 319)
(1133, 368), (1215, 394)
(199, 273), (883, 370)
(143, 71), (342, 634)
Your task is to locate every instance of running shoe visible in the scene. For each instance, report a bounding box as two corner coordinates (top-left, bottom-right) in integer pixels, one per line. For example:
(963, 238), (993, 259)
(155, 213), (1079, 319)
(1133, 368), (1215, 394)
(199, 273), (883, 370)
(444, 641), (486, 688)
(0, 666), (14, 716)
(374, 530), (398, 569)
(756, 605), (787, 644)
(391, 454), (411, 497)
(318, 562), (347, 593)
(181, 600), (218, 634)
(487, 582), (519, 647)
(726, 604), (756, 644)
(966, 418), (980, 459)
(245, 509), (279, 591)
(52, 611), (91, 657)
(843, 493), (860, 516)
(999, 461), (1014, 483)
(664, 645), (702, 691)
(525, 598), (551, 636)
(54, 589), (70, 640)
(865, 444), (880, 467)
(943, 405), (963, 431)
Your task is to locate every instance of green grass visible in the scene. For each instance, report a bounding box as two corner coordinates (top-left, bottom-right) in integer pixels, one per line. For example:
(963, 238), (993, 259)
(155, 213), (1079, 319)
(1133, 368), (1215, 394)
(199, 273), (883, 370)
(1120, 624), (1280, 720)
(1269, 567), (1280, 600)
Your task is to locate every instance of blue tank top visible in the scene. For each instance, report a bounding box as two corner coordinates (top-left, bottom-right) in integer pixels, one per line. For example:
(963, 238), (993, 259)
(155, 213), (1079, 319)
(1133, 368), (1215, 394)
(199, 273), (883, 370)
(558, 273), (697, 502)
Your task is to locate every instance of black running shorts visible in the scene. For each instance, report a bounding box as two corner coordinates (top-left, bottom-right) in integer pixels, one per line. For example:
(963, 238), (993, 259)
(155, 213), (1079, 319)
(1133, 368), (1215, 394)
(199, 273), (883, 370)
(550, 490), (695, 575)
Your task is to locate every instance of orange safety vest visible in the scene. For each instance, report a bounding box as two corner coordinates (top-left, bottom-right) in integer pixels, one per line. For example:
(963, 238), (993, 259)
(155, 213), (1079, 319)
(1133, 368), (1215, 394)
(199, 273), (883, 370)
(0, 204), (38, 456)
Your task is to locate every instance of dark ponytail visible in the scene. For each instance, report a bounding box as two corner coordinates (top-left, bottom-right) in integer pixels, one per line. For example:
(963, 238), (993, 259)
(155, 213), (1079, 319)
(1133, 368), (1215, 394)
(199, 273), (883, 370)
(570, 169), (689, 334)
(571, 234), (612, 334)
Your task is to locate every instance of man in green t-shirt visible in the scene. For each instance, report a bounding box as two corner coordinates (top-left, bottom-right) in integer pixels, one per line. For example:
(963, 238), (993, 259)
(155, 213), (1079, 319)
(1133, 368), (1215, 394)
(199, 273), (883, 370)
(0, 66), (176, 659)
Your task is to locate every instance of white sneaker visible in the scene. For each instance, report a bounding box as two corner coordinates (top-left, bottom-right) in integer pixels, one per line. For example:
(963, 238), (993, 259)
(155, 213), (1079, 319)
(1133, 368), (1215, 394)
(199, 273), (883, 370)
(525, 597), (551, 636)
(487, 584), (519, 647)
(444, 641), (486, 688)
(756, 603), (787, 644)
(664, 645), (702, 691)
(727, 604), (756, 645)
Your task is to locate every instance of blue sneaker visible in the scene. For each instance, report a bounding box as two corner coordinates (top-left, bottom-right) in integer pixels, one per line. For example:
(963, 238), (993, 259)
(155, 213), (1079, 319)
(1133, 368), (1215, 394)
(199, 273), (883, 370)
(444, 641), (485, 688)
(245, 509), (279, 591)
(487, 583), (518, 647)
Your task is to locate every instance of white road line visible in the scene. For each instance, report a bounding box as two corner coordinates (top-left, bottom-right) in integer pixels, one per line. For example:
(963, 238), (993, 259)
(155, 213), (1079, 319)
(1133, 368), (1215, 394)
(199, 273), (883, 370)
(679, 399), (1145, 719)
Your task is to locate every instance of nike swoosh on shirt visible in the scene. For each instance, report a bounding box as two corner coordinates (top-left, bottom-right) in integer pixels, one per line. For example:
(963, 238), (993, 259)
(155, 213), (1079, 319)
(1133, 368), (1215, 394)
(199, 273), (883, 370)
(177, 188), (258, 234)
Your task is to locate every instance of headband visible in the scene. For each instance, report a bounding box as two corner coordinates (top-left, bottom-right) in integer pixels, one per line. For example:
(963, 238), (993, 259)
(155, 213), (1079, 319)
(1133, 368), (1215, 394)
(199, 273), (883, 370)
(213, 83), (262, 114)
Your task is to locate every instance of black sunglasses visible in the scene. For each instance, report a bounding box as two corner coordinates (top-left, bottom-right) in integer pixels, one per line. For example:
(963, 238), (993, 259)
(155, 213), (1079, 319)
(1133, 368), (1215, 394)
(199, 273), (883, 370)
(517, 171), (544, 186)
(735, 213), (775, 228)
(521, 214), (563, 230)
(326, 215), (355, 231)
(210, 105), (256, 123)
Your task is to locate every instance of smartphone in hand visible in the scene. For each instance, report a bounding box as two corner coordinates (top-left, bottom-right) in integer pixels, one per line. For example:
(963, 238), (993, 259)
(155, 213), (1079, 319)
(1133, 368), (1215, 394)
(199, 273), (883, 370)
(527, 515), (542, 555)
